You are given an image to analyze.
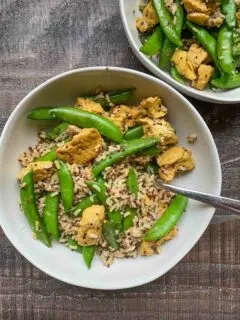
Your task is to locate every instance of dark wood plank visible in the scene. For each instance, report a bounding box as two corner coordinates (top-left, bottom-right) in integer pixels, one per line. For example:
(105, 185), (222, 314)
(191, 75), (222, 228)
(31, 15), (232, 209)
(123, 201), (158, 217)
(0, 0), (240, 319)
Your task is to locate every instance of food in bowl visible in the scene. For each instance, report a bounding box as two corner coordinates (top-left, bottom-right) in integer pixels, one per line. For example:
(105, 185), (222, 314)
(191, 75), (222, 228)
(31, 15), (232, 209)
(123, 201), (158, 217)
(17, 87), (195, 268)
(136, 0), (240, 91)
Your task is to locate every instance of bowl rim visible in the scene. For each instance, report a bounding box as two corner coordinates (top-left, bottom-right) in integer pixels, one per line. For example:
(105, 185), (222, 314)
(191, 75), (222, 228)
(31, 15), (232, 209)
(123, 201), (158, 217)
(0, 66), (222, 289)
(119, 0), (240, 104)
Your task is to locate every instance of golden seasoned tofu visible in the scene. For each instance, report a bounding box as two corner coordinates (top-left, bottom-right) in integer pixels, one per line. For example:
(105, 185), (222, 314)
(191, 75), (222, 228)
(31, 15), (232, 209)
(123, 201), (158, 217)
(187, 12), (209, 25)
(171, 50), (197, 81)
(192, 64), (214, 90)
(156, 146), (195, 182)
(183, 0), (208, 13)
(187, 44), (209, 71)
(76, 205), (105, 246)
(18, 161), (54, 182)
(109, 105), (141, 131)
(139, 96), (167, 119)
(136, 1), (159, 33)
(75, 97), (104, 115)
(56, 128), (103, 164)
(139, 117), (178, 146)
(206, 8), (224, 27)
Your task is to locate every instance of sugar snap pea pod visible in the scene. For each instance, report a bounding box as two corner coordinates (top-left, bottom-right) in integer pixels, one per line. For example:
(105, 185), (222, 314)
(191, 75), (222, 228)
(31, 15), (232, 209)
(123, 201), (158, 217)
(49, 107), (123, 143)
(55, 160), (74, 211)
(144, 195), (188, 241)
(43, 192), (60, 240)
(27, 107), (56, 120)
(67, 237), (82, 253)
(140, 26), (164, 56)
(86, 88), (135, 108)
(222, 0), (236, 28)
(146, 163), (159, 174)
(103, 222), (119, 250)
(92, 137), (159, 177)
(170, 65), (186, 84)
(211, 73), (240, 89)
(233, 42), (240, 56)
(127, 168), (138, 195)
(159, 0), (184, 68)
(82, 245), (95, 269)
(34, 148), (57, 162)
(153, 0), (182, 46)
(123, 208), (138, 231)
(65, 195), (100, 216)
(217, 24), (235, 74)
(85, 180), (107, 205)
(137, 145), (161, 156)
(186, 21), (220, 71)
(19, 171), (51, 247)
(107, 211), (123, 232)
(123, 126), (144, 141)
(47, 122), (69, 140)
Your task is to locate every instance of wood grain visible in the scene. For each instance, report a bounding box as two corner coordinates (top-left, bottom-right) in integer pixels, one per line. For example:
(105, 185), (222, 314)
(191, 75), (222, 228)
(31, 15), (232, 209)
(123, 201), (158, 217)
(0, 0), (240, 319)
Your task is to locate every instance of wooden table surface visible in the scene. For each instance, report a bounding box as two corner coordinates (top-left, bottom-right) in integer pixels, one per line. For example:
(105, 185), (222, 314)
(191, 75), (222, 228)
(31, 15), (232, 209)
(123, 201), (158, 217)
(0, 0), (240, 319)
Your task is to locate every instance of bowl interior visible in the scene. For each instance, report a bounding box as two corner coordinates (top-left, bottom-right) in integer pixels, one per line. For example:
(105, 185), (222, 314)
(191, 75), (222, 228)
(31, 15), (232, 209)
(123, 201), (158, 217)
(120, 0), (240, 104)
(0, 68), (221, 289)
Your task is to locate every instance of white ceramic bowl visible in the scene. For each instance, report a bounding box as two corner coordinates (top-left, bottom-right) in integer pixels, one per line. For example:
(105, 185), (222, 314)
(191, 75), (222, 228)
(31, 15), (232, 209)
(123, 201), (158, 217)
(0, 67), (221, 289)
(120, 0), (240, 104)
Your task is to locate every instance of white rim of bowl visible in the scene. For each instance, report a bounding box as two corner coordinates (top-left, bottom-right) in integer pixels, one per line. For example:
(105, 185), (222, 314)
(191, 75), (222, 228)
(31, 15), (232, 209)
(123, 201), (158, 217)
(119, 0), (240, 104)
(0, 66), (222, 290)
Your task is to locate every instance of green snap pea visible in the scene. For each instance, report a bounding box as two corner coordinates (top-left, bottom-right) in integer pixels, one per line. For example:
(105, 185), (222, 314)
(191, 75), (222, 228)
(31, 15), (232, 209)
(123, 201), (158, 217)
(144, 195), (188, 241)
(102, 222), (119, 250)
(107, 211), (123, 232)
(123, 208), (138, 231)
(153, 0), (182, 46)
(55, 160), (74, 211)
(145, 163), (159, 174)
(67, 237), (82, 254)
(65, 195), (100, 216)
(170, 66), (186, 84)
(47, 122), (69, 140)
(211, 73), (240, 89)
(49, 107), (123, 143)
(127, 168), (138, 195)
(19, 171), (51, 247)
(34, 148), (57, 162)
(92, 137), (159, 177)
(217, 24), (235, 74)
(222, 0), (236, 28)
(140, 26), (164, 56)
(43, 192), (60, 240)
(186, 21), (220, 71)
(233, 42), (240, 56)
(27, 107), (56, 120)
(82, 245), (95, 269)
(137, 145), (161, 156)
(85, 180), (107, 206)
(123, 126), (144, 141)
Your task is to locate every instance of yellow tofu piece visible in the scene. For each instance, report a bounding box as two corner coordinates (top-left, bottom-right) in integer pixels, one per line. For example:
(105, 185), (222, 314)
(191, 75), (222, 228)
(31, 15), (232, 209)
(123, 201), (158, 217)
(187, 43), (209, 71)
(192, 64), (214, 90)
(136, 1), (159, 33)
(156, 146), (195, 182)
(187, 12), (209, 26)
(139, 96), (167, 119)
(76, 205), (105, 246)
(139, 117), (178, 146)
(56, 128), (103, 164)
(171, 50), (197, 81)
(75, 98), (104, 115)
(183, 0), (208, 13)
(18, 161), (54, 182)
(109, 105), (141, 131)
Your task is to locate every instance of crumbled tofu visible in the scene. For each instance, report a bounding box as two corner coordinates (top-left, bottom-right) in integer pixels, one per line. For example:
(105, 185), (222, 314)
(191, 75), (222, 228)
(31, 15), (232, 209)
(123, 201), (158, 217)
(156, 146), (195, 182)
(75, 97), (104, 115)
(138, 117), (178, 146)
(171, 50), (197, 81)
(187, 12), (209, 25)
(206, 7), (224, 27)
(183, 0), (208, 13)
(76, 205), (105, 246)
(18, 161), (54, 182)
(108, 105), (141, 131)
(187, 44), (209, 71)
(187, 133), (198, 143)
(192, 64), (214, 90)
(136, 1), (159, 33)
(139, 96), (167, 118)
(56, 128), (103, 164)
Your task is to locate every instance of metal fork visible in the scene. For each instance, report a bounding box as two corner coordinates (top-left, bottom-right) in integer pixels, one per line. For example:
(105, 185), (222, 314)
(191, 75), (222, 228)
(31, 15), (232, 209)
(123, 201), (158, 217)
(156, 181), (240, 214)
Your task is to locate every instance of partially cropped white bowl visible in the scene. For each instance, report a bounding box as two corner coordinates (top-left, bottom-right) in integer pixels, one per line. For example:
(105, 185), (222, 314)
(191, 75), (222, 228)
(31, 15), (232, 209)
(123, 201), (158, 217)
(120, 0), (240, 104)
(0, 67), (221, 289)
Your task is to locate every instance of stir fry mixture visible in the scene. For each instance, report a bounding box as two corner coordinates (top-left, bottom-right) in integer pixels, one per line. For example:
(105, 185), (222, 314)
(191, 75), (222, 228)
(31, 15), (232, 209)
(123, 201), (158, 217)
(136, 0), (240, 90)
(18, 88), (195, 268)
